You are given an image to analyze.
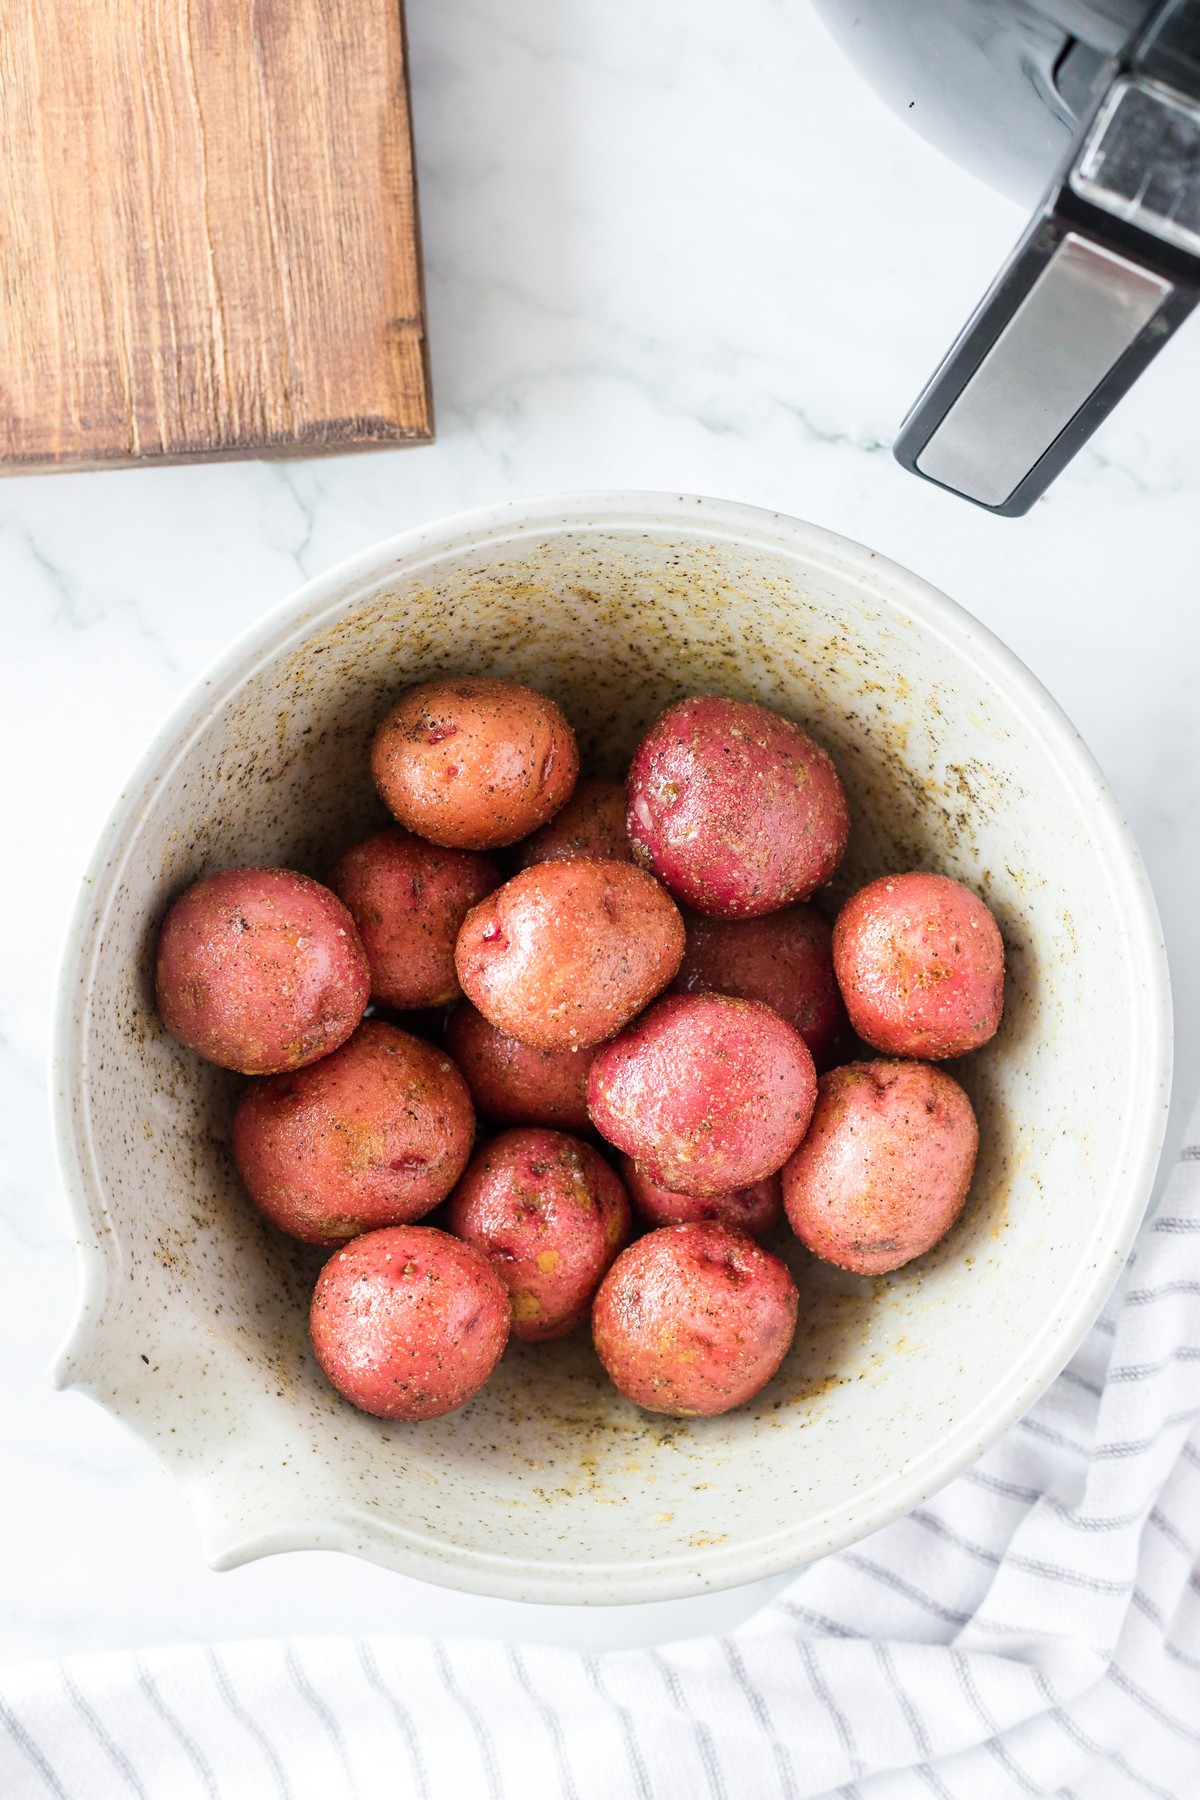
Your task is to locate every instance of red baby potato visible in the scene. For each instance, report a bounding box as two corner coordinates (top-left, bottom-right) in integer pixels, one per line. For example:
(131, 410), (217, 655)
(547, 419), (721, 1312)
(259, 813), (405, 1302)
(232, 1020), (475, 1245)
(445, 1128), (631, 1342)
(444, 1002), (594, 1131)
(833, 872), (1004, 1059)
(588, 993), (817, 1196)
(155, 866), (369, 1075)
(329, 827), (499, 1010)
(671, 905), (850, 1072)
(514, 778), (633, 869)
(782, 1060), (979, 1275)
(371, 676), (579, 850)
(627, 695), (849, 917)
(592, 1222), (798, 1416)
(455, 859), (685, 1052)
(310, 1225), (509, 1420)
(619, 1157), (783, 1237)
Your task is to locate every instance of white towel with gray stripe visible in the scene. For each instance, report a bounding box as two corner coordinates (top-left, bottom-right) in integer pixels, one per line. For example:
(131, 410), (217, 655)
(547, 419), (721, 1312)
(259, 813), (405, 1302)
(5, 1112), (1200, 1800)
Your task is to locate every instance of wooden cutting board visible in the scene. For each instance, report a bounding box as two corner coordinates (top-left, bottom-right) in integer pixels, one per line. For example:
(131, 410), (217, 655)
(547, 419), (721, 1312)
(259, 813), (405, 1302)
(0, 0), (432, 473)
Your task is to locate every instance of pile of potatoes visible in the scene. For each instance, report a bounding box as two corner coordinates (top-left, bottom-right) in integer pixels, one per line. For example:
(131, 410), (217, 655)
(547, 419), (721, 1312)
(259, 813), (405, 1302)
(155, 676), (1004, 1423)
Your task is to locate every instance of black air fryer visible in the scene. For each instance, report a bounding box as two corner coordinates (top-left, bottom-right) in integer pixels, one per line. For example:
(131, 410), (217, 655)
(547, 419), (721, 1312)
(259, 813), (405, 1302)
(813, 0), (1200, 513)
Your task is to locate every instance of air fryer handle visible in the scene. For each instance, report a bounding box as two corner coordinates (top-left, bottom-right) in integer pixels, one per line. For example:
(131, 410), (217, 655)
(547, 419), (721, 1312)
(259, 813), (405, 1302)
(894, 220), (1193, 516)
(895, 0), (1200, 516)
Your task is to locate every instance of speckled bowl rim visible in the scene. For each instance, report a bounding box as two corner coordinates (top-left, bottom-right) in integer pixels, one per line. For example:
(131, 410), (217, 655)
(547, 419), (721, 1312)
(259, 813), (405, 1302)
(51, 491), (1173, 1602)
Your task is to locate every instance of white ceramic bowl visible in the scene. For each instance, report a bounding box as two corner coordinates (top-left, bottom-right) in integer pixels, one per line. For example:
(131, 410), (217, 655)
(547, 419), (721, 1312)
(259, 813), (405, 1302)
(53, 493), (1171, 1604)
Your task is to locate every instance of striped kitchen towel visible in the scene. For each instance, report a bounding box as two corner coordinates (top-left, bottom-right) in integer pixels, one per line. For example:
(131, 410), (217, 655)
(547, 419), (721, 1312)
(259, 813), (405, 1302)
(4, 1109), (1200, 1798)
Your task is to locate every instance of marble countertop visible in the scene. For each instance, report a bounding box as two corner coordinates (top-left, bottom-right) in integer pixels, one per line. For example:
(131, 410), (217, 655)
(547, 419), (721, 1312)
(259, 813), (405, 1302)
(4, 0), (1199, 1664)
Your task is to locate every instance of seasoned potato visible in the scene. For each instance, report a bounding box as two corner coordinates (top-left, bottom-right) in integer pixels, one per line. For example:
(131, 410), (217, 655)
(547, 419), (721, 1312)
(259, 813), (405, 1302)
(619, 1156), (782, 1237)
(371, 676), (578, 850)
(155, 866), (369, 1075)
(329, 826), (499, 1010)
(587, 993), (816, 1196)
(627, 695), (849, 916)
(455, 859), (685, 1051)
(310, 1225), (509, 1420)
(232, 1020), (475, 1245)
(781, 1060), (978, 1274)
(592, 1222), (798, 1416)
(445, 1128), (630, 1341)
(833, 872), (1004, 1059)
(514, 778), (632, 869)
(671, 905), (850, 1071)
(444, 1001), (594, 1131)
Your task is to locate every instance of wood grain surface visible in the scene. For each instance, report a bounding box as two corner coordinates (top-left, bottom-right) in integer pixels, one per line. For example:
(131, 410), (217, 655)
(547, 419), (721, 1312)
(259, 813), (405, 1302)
(0, 0), (431, 472)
